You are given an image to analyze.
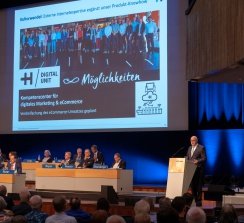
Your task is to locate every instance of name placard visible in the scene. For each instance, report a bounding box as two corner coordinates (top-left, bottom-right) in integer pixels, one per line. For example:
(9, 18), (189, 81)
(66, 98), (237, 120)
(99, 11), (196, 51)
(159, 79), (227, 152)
(0, 169), (15, 174)
(62, 165), (75, 169)
(42, 164), (56, 168)
(23, 159), (36, 163)
(93, 164), (108, 169)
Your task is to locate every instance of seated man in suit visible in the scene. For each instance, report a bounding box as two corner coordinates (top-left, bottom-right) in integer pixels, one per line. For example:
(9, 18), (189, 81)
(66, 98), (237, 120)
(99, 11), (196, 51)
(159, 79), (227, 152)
(73, 147), (83, 167)
(7, 154), (22, 173)
(8, 151), (22, 167)
(8, 151), (17, 160)
(112, 153), (126, 169)
(91, 145), (104, 165)
(77, 149), (94, 168)
(59, 151), (75, 168)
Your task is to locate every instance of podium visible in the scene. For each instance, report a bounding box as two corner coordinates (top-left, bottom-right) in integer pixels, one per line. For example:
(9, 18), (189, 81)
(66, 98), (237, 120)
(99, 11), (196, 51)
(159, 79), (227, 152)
(0, 173), (26, 193)
(166, 158), (196, 199)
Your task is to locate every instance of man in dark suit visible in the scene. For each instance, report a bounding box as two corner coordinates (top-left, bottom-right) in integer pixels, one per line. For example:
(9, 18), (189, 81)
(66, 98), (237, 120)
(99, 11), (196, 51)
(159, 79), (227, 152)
(77, 149), (94, 168)
(7, 154), (22, 174)
(112, 153), (126, 169)
(91, 145), (104, 165)
(59, 151), (75, 168)
(7, 151), (22, 172)
(135, 17), (146, 53)
(186, 136), (206, 206)
(73, 147), (83, 167)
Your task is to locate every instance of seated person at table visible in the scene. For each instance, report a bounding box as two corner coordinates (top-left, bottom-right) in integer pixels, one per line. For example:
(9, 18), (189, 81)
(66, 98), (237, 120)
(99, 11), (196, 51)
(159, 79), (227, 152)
(0, 149), (6, 162)
(8, 151), (17, 159)
(0, 149), (6, 169)
(42, 149), (53, 163)
(91, 145), (105, 165)
(8, 150), (22, 164)
(73, 148), (83, 167)
(112, 153), (126, 169)
(8, 151), (22, 171)
(77, 149), (94, 168)
(59, 151), (75, 168)
(7, 154), (22, 173)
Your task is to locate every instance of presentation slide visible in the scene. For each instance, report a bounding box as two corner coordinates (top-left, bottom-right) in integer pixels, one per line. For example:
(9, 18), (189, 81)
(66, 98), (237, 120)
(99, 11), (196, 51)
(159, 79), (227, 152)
(13, 0), (167, 131)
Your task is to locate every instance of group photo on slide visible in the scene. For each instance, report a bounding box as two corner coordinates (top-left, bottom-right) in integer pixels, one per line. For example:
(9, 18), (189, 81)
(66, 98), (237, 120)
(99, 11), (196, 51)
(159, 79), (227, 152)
(19, 11), (160, 75)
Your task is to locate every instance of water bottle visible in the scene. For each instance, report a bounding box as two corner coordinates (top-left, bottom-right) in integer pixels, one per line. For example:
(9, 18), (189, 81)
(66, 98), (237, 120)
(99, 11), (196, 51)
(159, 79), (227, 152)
(38, 154), (41, 162)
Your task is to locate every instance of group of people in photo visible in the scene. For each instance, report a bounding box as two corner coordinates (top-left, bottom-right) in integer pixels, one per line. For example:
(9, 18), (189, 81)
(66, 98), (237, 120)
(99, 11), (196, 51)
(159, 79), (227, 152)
(0, 145), (126, 173)
(20, 12), (159, 63)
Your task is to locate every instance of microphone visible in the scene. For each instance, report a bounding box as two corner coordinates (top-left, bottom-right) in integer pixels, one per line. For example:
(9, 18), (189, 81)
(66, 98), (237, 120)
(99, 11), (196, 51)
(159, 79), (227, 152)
(171, 146), (185, 158)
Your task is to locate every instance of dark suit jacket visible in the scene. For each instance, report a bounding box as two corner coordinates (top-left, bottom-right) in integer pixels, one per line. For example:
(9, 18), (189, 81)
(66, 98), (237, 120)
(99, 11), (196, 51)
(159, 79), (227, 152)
(73, 154), (84, 163)
(136, 22), (146, 35)
(186, 144), (206, 168)
(93, 151), (104, 164)
(0, 154), (7, 162)
(0, 162), (4, 169)
(77, 157), (94, 168)
(12, 201), (32, 215)
(0, 194), (14, 210)
(112, 160), (126, 169)
(7, 160), (22, 173)
(59, 159), (75, 168)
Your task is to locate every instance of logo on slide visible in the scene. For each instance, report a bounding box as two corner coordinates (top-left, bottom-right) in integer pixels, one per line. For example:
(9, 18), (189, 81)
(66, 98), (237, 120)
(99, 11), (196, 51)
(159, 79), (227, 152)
(18, 67), (60, 90)
(21, 72), (33, 85)
(136, 82), (162, 115)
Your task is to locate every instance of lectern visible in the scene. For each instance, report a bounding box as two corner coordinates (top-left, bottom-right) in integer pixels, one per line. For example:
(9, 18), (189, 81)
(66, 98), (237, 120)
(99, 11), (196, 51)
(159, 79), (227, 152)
(0, 172), (26, 193)
(166, 158), (196, 199)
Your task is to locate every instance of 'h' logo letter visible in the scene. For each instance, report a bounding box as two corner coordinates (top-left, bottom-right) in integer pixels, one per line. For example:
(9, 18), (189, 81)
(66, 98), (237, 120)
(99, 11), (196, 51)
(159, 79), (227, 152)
(21, 72), (33, 85)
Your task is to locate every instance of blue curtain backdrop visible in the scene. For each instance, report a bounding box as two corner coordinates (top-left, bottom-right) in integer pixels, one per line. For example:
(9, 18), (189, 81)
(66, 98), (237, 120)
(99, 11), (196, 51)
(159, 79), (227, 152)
(189, 82), (244, 129)
(189, 82), (244, 186)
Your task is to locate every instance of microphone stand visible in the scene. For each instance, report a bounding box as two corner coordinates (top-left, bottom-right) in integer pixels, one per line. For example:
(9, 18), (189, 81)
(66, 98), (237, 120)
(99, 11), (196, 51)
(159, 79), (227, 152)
(171, 147), (185, 158)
